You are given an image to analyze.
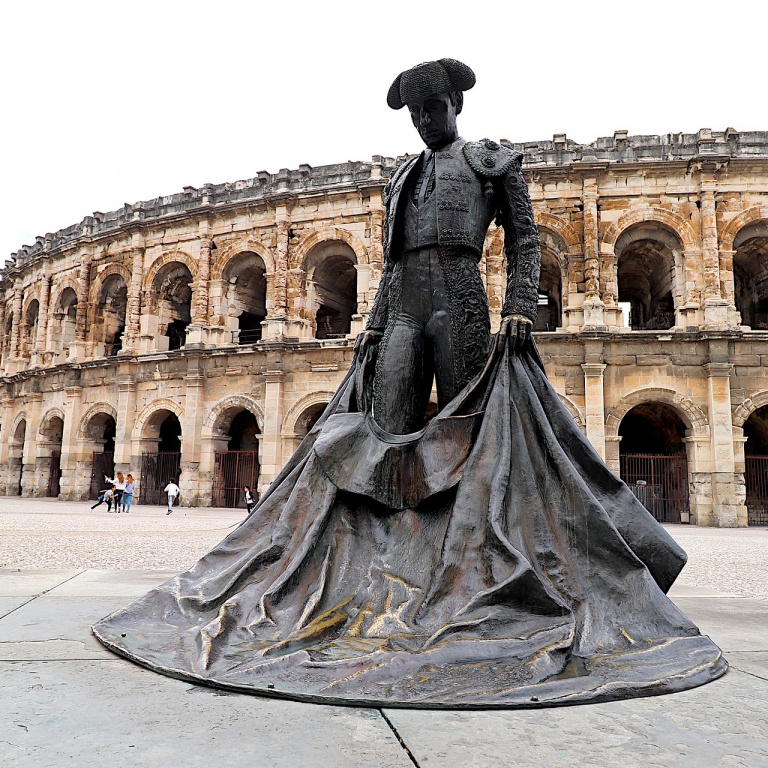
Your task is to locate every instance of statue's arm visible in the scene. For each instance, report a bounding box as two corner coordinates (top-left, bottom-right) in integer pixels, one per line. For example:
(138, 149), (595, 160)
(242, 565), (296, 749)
(498, 157), (541, 324)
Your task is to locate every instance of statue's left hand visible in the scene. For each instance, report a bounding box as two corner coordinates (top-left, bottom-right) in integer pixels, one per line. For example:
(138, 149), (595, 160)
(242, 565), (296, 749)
(500, 314), (533, 353)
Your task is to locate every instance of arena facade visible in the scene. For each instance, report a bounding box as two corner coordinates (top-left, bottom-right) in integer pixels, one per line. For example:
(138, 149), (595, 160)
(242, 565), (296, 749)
(1, 128), (768, 527)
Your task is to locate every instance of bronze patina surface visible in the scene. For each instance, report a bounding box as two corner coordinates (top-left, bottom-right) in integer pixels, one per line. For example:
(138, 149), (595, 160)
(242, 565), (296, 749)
(93, 60), (726, 708)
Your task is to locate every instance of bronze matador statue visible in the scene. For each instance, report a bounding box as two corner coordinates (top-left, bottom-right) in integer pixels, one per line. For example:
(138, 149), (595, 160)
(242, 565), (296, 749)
(93, 60), (726, 709)
(361, 58), (540, 433)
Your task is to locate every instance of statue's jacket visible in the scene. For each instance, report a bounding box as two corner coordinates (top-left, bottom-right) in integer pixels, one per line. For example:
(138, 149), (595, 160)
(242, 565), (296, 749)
(368, 137), (542, 331)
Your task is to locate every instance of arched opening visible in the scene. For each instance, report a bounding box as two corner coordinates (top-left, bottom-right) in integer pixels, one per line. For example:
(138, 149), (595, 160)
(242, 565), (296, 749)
(84, 412), (116, 498)
(616, 225), (680, 330)
(619, 402), (689, 523)
(52, 288), (78, 362)
(39, 415), (64, 497)
(8, 419), (26, 496)
(306, 242), (358, 339)
(155, 263), (193, 350)
(222, 252), (267, 345)
(2, 314), (12, 363)
(139, 410), (182, 505)
(733, 221), (768, 329)
(295, 403), (326, 438)
(96, 274), (128, 356)
(534, 246), (563, 332)
(212, 408), (261, 508)
(743, 405), (768, 525)
(21, 299), (39, 358)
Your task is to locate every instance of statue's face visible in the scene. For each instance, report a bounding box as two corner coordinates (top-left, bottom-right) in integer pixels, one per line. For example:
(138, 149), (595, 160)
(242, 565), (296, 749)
(408, 92), (458, 149)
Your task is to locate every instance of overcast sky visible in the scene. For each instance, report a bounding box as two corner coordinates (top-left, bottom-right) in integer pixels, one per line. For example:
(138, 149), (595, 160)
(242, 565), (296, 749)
(1, 0), (765, 261)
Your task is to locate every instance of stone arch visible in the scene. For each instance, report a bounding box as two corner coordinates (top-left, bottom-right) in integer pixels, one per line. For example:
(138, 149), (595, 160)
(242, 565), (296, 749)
(78, 403), (118, 440)
(143, 249), (199, 292)
(133, 398), (185, 442)
(535, 211), (581, 253)
(203, 395), (265, 437)
(50, 276), (81, 314)
(89, 263), (132, 305)
(292, 227), (368, 270)
(605, 388), (709, 439)
(22, 289), (41, 319)
(557, 393), (585, 429)
(211, 239), (276, 280)
(38, 407), (66, 438)
(282, 391), (335, 436)
(721, 206), (768, 252)
(603, 207), (699, 253)
(733, 389), (768, 428)
(11, 411), (29, 440)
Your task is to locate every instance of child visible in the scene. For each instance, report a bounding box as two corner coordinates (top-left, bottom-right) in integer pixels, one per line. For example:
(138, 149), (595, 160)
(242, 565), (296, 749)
(244, 485), (256, 516)
(91, 485), (117, 512)
(164, 480), (180, 515)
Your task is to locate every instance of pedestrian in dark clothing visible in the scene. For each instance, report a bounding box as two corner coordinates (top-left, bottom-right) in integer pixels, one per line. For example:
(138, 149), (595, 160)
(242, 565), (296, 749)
(244, 486), (256, 516)
(91, 486), (117, 512)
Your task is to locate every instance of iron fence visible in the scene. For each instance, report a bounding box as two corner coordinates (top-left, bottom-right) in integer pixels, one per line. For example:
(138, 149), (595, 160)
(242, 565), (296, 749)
(745, 456), (768, 525)
(139, 452), (182, 505)
(90, 451), (115, 499)
(212, 451), (260, 508)
(47, 451), (61, 497)
(619, 454), (689, 524)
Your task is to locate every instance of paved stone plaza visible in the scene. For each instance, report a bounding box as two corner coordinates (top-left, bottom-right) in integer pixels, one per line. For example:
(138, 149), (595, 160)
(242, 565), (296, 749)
(1, 497), (767, 767)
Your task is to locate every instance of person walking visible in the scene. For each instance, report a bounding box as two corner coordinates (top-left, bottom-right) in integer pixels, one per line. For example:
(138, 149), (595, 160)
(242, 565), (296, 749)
(91, 485), (117, 512)
(104, 472), (126, 513)
(164, 480), (180, 515)
(122, 474), (135, 513)
(243, 485), (256, 516)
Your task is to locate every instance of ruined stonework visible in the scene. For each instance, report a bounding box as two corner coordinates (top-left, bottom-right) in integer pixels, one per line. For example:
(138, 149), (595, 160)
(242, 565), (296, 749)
(2, 128), (768, 527)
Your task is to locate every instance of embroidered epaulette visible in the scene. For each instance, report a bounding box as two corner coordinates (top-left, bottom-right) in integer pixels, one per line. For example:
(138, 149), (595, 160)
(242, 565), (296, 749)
(462, 139), (522, 178)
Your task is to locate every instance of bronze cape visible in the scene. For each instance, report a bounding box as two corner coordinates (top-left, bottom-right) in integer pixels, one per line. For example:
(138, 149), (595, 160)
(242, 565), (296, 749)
(93, 334), (726, 709)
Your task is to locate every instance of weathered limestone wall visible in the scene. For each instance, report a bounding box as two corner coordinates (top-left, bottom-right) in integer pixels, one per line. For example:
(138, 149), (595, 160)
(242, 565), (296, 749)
(1, 129), (767, 526)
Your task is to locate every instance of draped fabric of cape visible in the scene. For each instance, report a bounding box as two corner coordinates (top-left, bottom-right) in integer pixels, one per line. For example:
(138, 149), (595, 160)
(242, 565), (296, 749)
(93, 334), (726, 708)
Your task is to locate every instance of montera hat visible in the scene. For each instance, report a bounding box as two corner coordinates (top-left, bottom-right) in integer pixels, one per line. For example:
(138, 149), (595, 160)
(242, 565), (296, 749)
(387, 58), (476, 110)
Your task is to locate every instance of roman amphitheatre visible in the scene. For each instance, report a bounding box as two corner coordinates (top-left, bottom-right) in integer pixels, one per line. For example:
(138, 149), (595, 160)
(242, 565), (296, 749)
(1, 127), (767, 527)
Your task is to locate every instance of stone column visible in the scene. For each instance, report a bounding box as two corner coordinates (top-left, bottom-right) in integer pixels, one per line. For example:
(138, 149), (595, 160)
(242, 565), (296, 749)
(32, 272), (52, 367)
(582, 363), (607, 460)
(180, 358), (206, 506)
(719, 247), (741, 326)
(700, 179), (728, 328)
(259, 370), (285, 491)
(704, 360), (747, 526)
(582, 178), (605, 329)
(193, 235), (212, 325)
(114, 364), (137, 472)
(0, 299), (7, 373)
(123, 239), (145, 351)
(59, 386), (84, 500)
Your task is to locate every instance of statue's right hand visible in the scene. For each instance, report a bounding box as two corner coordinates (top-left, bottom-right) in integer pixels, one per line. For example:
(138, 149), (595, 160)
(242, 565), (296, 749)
(354, 329), (383, 354)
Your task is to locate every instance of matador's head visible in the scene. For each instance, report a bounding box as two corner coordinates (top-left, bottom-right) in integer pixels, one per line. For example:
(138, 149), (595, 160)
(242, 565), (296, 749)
(387, 59), (476, 150)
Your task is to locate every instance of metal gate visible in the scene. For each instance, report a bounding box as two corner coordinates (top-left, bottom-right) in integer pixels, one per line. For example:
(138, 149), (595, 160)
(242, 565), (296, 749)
(47, 451), (62, 497)
(212, 451), (260, 508)
(745, 456), (768, 525)
(620, 454), (689, 523)
(90, 451), (115, 499)
(139, 452), (182, 505)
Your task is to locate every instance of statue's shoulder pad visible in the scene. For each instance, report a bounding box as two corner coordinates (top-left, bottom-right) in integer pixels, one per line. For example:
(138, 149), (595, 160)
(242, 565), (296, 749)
(463, 139), (523, 178)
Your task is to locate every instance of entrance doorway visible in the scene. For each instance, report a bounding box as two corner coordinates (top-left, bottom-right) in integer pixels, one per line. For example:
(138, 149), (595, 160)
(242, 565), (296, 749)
(212, 410), (260, 508)
(743, 405), (768, 525)
(619, 402), (690, 523)
(139, 412), (182, 505)
(88, 415), (116, 498)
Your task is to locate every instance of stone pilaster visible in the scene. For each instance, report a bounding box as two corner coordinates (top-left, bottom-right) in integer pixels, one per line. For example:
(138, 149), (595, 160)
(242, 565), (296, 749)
(71, 251), (92, 359)
(59, 386), (84, 500)
(21, 394), (43, 497)
(703, 360), (747, 526)
(123, 238), (145, 351)
(192, 233), (213, 325)
(114, 366), (137, 471)
(179, 358), (206, 505)
(9, 288), (23, 359)
(259, 370), (285, 491)
(582, 362), (607, 460)
(0, 395), (15, 493)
